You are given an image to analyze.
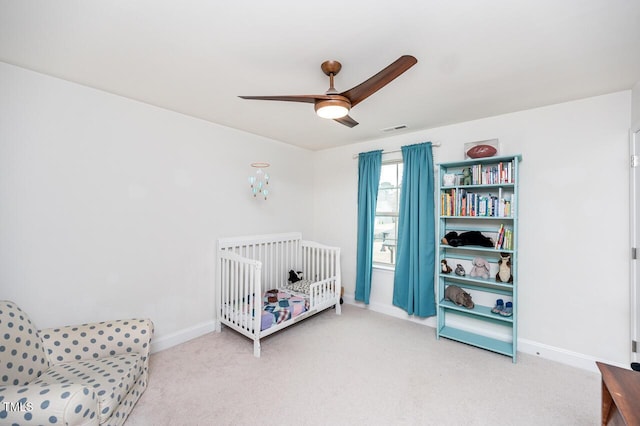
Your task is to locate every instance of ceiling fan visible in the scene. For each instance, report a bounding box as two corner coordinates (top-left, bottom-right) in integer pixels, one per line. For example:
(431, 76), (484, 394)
(239, 55), (417, 128)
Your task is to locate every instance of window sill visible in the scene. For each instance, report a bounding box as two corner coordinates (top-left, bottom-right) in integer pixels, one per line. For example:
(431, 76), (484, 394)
(373, 264), (395, 272)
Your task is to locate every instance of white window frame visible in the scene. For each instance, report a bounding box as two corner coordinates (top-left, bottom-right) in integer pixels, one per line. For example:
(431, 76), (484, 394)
(373, 160), (403, 268)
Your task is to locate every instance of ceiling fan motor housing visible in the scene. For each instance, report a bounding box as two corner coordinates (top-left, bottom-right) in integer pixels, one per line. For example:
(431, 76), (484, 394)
(314, 95), (351, 119)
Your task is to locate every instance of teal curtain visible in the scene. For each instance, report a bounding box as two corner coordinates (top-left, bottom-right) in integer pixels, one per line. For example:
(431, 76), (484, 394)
(393, 142), (436, 317)
(355, 150), (382, 305)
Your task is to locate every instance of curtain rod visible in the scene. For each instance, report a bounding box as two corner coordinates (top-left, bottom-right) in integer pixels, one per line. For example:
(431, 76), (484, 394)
(351, 142), (441, 159)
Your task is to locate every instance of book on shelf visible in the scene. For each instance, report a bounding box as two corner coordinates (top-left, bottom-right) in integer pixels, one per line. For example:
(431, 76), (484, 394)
(504, 228), (513, 250)
(494, 224), (512, 250)
(494, 224), (504, 249)
(440, 188), (513, 218)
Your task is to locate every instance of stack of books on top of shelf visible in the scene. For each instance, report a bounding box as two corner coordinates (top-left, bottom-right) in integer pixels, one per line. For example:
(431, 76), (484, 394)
(494, 224), (513, 250)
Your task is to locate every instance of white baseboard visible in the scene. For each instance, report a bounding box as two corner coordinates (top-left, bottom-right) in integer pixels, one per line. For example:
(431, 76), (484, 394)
(343, 295), (625, 372)
(517, 338), (627, 373)
(345, 294), (437, 327)
(150, 320), (216, 353)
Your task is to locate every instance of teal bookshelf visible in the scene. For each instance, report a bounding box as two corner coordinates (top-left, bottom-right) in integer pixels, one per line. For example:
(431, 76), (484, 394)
(436, 155), (522, 362)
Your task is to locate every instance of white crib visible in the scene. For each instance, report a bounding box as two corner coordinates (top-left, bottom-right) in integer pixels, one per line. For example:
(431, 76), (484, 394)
(215, 232), (341, 357)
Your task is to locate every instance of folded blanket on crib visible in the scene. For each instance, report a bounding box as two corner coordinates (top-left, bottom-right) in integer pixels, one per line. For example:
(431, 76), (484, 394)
(261, 291), (309, 330)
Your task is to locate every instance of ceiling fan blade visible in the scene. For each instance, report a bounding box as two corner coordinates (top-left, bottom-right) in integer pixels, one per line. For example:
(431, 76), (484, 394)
(334, 115), (359, 128)
(238, 94), (333, 103)
(340, 55), (417, 107)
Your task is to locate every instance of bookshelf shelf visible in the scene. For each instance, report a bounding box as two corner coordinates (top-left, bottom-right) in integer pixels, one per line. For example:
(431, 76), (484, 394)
(440, 216), (513, 219)
(437, 154), (522, 362)
(441, 245), (514, 254)
(439, 301), (514, 324)
(442, 183), (516, 189)
(437, 274), (514, 294)
(438, 326), (513, 357)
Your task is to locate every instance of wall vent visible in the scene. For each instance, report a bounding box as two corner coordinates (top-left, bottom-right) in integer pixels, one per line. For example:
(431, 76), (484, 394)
(381, 124), (408, 132)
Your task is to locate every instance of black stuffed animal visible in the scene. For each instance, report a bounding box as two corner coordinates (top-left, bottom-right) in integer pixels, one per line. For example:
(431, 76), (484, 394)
(288, 270), (303, 283)
(442, 231), (493, 248)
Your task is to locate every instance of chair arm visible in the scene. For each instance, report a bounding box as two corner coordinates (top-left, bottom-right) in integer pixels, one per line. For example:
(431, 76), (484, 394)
(0, 383), (98, 425)
(40, 318), (154, 364)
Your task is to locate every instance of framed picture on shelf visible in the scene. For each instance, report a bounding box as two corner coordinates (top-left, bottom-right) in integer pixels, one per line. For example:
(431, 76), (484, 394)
(464, 139), (500, 159)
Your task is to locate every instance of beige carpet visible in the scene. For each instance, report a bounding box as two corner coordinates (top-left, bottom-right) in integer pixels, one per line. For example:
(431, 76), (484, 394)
(126, 304), (600, 426)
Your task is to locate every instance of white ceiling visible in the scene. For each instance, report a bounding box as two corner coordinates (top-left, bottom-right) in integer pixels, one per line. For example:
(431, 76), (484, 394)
(1, 1), (639, 151)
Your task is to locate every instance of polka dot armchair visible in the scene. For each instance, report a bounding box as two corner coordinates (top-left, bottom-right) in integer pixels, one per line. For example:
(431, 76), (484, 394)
(0, 300), (153, 425)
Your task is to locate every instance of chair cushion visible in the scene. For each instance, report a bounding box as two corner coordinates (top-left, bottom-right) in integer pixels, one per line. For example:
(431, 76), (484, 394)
(31, 353), (142, 424)
(0, 300), (49, 386)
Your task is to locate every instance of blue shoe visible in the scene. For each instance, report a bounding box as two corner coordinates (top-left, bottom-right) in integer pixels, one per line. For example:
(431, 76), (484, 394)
(500, 301), (513, 317)
(491, 299), (504, 314)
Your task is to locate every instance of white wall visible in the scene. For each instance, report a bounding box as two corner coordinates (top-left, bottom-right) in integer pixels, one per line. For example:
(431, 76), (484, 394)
(633, 81), (640, 128)
(0, 62), (314, 350)
(314, 91), (632, 369)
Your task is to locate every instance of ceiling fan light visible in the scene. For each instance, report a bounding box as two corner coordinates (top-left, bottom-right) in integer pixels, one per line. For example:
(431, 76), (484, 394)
(315, 99), (350, 119)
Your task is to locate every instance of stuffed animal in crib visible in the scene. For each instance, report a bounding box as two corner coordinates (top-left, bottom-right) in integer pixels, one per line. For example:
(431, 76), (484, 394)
(496, 253), (513, 283)
(469, 257), (490, 279)
(444, 285), (474, 309)
(288, 270), (303, 283)
(265, 289), (278, 303)
(441, 259), (453, 274)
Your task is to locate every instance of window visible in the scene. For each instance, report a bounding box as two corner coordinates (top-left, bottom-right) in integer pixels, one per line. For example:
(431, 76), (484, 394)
(373, 161), (403, 266)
